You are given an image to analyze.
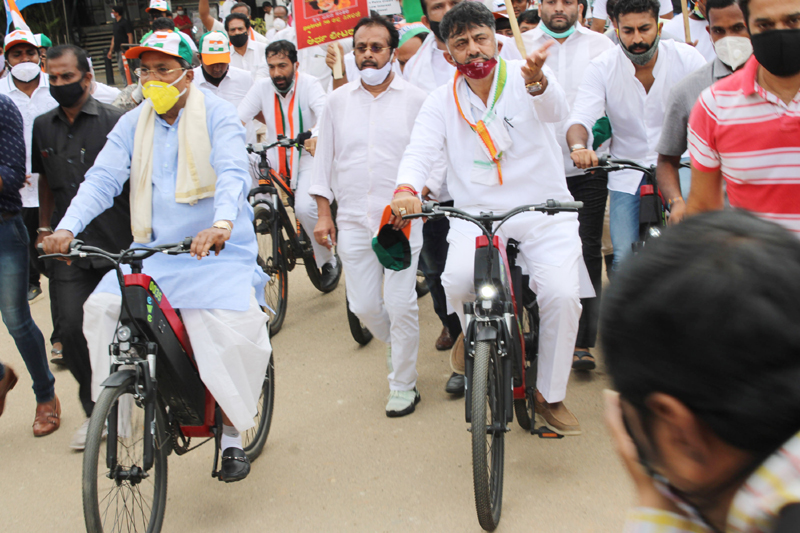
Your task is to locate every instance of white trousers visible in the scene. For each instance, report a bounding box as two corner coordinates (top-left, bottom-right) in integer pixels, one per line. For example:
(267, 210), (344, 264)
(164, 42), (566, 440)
(442, 213), (585, 403)
(295, 167), (335, 268)
(84, 291), (272, 431)
(338, 221), (422, 391)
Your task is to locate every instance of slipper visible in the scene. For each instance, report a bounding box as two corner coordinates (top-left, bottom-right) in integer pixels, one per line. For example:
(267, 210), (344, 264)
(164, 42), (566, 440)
(50, 347), (66, 367)
(572, 350), (596, 371)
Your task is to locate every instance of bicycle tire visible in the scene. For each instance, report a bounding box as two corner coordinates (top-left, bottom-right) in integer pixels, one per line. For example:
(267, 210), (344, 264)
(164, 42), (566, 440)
(415, 270), (430, 298)
(515, 306), (537, 431)
(257, 232), (289, 336)
(301, 226), (342, 294)
(346, 297), (373, 346)
(242, 358), (275, 462)
(471, 339), (504, 531)
(83, 374), (168, 533)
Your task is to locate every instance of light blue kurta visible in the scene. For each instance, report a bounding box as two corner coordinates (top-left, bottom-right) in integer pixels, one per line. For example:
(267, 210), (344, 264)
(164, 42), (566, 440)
(57, 88), (266, 311)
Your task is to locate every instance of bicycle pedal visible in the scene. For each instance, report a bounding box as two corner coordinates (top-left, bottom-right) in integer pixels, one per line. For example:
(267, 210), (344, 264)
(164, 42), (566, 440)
(531, 426), (564, 439)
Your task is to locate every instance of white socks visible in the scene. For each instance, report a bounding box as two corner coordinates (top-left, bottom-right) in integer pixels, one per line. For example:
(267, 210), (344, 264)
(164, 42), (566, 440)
(221, 424), (242, 451)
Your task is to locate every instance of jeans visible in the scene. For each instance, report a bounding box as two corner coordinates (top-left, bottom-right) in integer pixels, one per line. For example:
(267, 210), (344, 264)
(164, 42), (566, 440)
(566, 170), (609, 348)
(679, 156), (692, 198)
(0, 214), (54, 403)
(52, 260), (111, 417)
(419, 201), (462, 338)
(609, 175), (647, 272)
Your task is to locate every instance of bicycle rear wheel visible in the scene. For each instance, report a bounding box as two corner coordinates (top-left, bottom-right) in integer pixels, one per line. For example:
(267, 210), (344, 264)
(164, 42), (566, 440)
(302, 226), (342, 293)
(83, 374), (169, 533)
(257, 232), (289, 336)
(346, 297), (373, 346)
(415, 270), (430, 298)
(242, 357), (275, 462)
(471, 340), (504, 531)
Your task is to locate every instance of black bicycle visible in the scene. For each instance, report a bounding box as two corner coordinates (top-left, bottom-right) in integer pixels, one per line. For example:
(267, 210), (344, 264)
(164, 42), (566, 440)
(404, 200), (582, 531)
(247, 136), (342, 336)
(42, 239), (274, 533)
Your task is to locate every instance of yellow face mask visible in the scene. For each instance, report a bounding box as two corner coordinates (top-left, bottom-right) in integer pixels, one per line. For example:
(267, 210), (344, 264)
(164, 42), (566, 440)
(141, 70), (187, 114)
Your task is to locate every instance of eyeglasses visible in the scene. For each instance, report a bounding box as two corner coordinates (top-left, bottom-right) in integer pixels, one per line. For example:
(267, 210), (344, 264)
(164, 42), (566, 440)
(354, 44), (392, 54)
(134, 66), (187, 80)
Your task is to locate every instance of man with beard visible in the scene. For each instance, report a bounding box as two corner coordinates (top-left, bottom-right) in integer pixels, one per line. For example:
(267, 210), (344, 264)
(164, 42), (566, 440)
(567, 0), (705, 273)
(192, 31), (255, 142)
(393, 2), (591, 435)
(686, 0), (800, 236)
(656, 0), (751, 225)
(523, 0), (614, 372)
(309, 14), (429, 418)
(32, 45), (129, 448)
(237, 40), (339, 288)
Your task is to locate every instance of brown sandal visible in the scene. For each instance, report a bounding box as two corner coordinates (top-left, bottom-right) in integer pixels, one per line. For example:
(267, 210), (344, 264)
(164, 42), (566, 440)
(33, 395), (61, 437)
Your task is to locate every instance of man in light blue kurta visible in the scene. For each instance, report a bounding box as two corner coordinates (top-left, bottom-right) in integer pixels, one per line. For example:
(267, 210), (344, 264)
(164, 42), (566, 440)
(44, 31), (269, 483)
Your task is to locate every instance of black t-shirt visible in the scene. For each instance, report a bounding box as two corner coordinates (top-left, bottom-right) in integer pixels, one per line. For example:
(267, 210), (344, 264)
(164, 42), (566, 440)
(112, 17), (134, 51)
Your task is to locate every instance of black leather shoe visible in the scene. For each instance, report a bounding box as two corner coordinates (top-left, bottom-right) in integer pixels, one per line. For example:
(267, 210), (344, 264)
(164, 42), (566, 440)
(445, 372), (465, 395)
(219, 447), (250, 483)
(320, 261), (340, 291)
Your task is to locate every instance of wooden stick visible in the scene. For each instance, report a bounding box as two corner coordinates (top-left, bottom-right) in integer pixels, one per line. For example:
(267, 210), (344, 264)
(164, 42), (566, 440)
(332, 42), (343, 79)
(503, 0), (528, 58)
(680, 0), (692, 43)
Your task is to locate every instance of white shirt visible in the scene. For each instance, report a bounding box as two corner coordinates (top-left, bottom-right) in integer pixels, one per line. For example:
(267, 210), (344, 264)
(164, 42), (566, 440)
(0, 72), (58, 207)
(398, 60), (573, 213)
(193, 64), (256, 142)
(523, 24), (615, 177)
(230, 37), (268, 78)
(343, 51), (403, 84)
(237, 71), (326, 176)
(258, 29), (353, 91)
(92, 81), (121, 105)
(566, 40), (706, 194)
(591, 0), (672, 20)
(309, 75), (429, 232)
(662, 15), (715, 63)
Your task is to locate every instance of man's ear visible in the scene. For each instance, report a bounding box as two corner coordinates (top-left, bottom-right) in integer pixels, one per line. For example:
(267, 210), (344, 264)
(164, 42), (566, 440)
(184, 68), (195, 83)
(391, 49), (397, 63)
(705, 25), (710, 36)
(421, 15), (431, 30)
(658, 20), (663, 35)
(497, 39), (504, 53)
(443, 49), (457, 67)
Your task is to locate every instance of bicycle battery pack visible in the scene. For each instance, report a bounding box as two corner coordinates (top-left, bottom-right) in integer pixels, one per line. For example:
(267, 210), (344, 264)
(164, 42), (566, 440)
(121, 275), (206, 426)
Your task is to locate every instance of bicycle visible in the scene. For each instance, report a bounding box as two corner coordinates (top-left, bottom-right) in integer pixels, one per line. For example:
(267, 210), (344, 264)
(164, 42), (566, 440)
(41, 239), (274, 533)
(403, 199), (582, 531)
(247, 135), (343, 336)
(584, 155), (667, 252)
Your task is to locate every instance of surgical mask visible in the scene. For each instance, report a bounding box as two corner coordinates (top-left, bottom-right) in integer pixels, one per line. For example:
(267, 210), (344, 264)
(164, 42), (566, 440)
(111, 12), (117, 19)
(271, 71), (295, 95)
(177, 9), (184, 15)
(621, 33), (660, 66)
(10, 61), (41, 82)
(359, 60), (393, 86)
(751, 29), (800, 78)
(230, 32), (249, 48)
(429, 20), (443, 41)
(714, 36), (752, 71)
(141, 70), (187, 114)
(50, 79), (86, 107)
(273, 18), (286, 31)
(540, 21), (576, 39)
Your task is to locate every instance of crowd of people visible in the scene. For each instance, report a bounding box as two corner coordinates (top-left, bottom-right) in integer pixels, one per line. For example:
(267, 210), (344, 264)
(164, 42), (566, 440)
(0, 0), (799, 527)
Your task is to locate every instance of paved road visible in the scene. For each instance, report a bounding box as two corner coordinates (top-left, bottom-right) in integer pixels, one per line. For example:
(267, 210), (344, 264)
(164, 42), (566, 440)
(0, 270), (633, 532)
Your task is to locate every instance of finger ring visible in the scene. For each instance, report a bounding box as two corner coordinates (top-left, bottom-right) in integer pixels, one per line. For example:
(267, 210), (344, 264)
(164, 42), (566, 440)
(399, 208), (407, 214)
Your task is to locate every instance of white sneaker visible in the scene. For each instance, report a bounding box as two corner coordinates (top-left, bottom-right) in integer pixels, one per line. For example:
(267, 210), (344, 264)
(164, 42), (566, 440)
(385, 388), (420, 418)
(70, 418), (90, 450)
(386, 346), (393, 374)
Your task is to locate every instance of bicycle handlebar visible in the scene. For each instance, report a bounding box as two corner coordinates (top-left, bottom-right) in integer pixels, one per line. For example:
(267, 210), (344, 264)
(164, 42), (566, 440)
(246, 134), (304, 155)
(38, 238), (195, 265)
(584, 155), (655, 176)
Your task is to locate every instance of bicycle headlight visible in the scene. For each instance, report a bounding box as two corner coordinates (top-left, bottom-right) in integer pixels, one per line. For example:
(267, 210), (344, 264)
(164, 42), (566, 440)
(117, 325), (132, 342)
(648, 226), (662, 239)
(479, 284), (497, 300)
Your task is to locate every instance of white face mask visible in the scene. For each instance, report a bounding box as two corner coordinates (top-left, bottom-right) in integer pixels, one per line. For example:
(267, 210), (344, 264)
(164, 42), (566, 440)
(359, 59), (392, 86)
(177, 10), (184, 15)
(111, 12), (117, 19)
(10, 61), (41, 83)
(273, 18), (286, 31)
(714, 36), (753, 71)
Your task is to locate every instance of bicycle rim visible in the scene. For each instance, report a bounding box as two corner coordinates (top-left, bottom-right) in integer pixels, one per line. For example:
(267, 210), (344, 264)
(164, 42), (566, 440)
(257, 232), (288, 336)
(83, 376), (168, 533)
(243, 358), (275, 462)
(471, 340), (504, 531)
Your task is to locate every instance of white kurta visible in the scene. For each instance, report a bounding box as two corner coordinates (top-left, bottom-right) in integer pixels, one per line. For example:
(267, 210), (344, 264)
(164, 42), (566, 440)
(523, 24), (615, 178)
(230, 39), (268, 78)
(0, 73), (58, 207)
(193, 64), (256, 143)
(566, 40), (707, 194)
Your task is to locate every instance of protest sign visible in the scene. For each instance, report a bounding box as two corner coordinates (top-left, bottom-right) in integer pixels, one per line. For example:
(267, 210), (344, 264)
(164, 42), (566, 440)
(293, 0), (369, 50)
(368, 0), (402, 16)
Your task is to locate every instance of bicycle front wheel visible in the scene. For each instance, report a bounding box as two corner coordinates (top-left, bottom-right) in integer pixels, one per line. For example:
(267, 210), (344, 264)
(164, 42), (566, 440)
(257, 232), (289, 336)
(243, 357), (275, 462)
(471, 339), (505, 531)
(83, 374), (169, 533)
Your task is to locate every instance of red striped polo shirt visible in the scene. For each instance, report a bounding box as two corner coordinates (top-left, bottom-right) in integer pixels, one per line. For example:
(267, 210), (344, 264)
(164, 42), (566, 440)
(688, 55), (800, 235)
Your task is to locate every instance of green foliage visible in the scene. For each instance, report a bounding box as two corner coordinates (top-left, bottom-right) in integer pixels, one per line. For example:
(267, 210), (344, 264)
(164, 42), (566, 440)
(251, 17), (266, 36)
(1, 3), (68, 43)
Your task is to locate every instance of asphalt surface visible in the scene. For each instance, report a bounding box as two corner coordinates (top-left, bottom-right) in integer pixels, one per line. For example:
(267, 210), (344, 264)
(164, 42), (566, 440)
(0, 269), (633, 532)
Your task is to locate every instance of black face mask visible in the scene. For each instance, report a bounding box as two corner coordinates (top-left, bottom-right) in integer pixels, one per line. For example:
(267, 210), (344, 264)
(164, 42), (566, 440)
(230, 32), (249, 48)
(429, 20), (443, 41)
(50, 79), (86, 108)
(751, 29), (800, 77)
(202, 65), (228, 86)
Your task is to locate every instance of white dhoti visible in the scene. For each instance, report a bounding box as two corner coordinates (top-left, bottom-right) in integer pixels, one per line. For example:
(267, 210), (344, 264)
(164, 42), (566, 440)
(337, 220), (422, 391)
(442, 212), (591, 404)
(295, 167), (335, 268)
(84, 290), (272, 431)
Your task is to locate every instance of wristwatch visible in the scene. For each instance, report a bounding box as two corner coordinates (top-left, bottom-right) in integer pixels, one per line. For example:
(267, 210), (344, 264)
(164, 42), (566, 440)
(525, 74), (545, 95)
(37, 227), (53, 234)
(569, 144), (586, 153)
(212, 220), (233, 232)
